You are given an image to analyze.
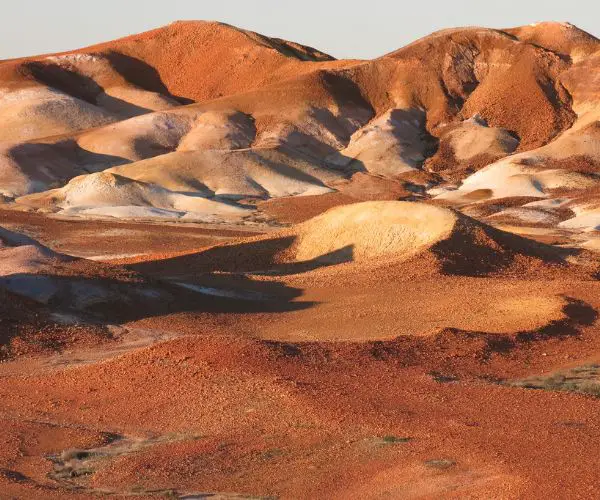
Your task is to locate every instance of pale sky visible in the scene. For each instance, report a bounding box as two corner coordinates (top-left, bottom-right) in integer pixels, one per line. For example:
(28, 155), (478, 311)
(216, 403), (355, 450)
(3, 0), (599, 60)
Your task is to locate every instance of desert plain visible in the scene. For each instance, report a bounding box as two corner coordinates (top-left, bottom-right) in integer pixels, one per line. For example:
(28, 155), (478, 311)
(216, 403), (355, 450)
(0, 20), (600, 499)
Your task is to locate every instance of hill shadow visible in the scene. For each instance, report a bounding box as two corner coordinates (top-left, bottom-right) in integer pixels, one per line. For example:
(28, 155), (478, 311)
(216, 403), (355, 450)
(24, 61), (155, 118)
(104, 51), (194, 105)
(130, 236), (355, 278)
(0, 271), (315, 326)
(24, 54), (193, 117)
(7, 141), (131, 195)
(245, 148), (339, 191)
(430, 216), (581, 277)
(24, 61), (103, 104)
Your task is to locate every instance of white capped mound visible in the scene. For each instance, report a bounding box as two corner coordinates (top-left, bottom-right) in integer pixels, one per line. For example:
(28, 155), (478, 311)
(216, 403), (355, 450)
(17, 172), (251, 221)
(435, 118), (600, 203)
(77, 108), (255, 163)
(559, 203), (600, 231)
(488, 207), (561, 225)
(436, 161), (597, 202)
(253, 100), (372, 159)
(326, 109), (435, 177)
(177, 110), (256, 151)
(107, 148), (340, 199)
(0, 86), (117, 142)
(444, 116), (519, 161)
(288, 201), (457, 263)
(76, 110), (197, 162)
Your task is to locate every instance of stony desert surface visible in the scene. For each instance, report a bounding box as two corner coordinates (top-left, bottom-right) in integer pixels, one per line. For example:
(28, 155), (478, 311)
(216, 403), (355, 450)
(1, 20), (600, 499)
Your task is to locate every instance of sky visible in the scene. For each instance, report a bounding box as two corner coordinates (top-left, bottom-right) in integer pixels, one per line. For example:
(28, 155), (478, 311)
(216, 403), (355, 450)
(2, 0), (599, 60)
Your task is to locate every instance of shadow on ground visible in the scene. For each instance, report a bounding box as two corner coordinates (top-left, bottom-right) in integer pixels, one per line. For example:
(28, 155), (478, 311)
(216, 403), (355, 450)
(0, 270), (316, 327)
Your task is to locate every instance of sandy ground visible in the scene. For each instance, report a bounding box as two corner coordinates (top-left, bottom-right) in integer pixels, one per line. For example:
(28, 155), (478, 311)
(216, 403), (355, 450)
(1, 19), (600, 500)
(0, 201), (599, 499)
(0, 208), (265, 259)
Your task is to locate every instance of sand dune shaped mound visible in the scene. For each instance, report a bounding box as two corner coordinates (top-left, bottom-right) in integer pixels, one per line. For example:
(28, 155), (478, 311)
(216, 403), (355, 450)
(106, 147), (341, 200)
(184, 201), (570, 276)
(289, 202), (456, 263)
(17, 171), (252, 221)
(0, 85), (117, 143)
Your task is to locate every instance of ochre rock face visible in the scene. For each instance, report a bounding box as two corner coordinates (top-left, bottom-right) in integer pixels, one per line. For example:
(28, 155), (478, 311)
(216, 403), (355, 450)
(0, 20), (597, 232)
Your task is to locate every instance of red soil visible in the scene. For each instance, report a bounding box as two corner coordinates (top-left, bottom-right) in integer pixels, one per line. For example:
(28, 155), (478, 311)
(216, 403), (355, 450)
(1, 20), (600, 499)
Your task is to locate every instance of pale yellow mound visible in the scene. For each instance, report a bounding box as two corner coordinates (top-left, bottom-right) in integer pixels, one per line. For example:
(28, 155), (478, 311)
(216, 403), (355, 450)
(289, 201), (458, 263)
